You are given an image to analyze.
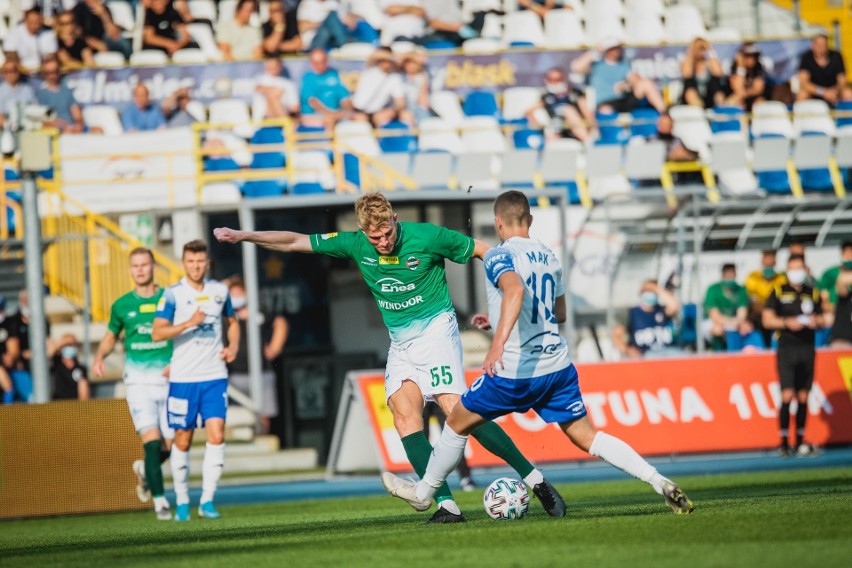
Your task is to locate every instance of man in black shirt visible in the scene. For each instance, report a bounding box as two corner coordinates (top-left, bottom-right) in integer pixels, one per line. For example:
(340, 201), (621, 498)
(525, 67), (593, 143)
(73, 0), (132, 59)
(829, 265), (852, 346)
(796, 33), (852, 106)
(50, 334), (90, 401)
(0, 295), (15, 403)
(143, 0), (197, 55)
(763, 254), (824, 457)
(262, 0), (302, 56)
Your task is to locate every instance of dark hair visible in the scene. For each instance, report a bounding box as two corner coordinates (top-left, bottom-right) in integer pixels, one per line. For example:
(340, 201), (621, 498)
(494, 190), (532, 227)
(24, 7), (41, 18)
(237, 0), (257, 11)
(722, 263), (736, 273)
(788, 253), (806, 264)
(761, 249), (777, 257)
(228, 275), (245, 290)
(182, 239), (208, 256)
(841, 241), (852, 252)
(129, 247), (154, 261)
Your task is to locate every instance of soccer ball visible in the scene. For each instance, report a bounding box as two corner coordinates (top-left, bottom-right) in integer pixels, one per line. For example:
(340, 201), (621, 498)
(483, 477), (530, 520)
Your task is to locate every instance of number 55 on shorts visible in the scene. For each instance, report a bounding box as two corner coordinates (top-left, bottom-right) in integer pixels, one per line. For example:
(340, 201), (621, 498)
(430, 366), (454, 387)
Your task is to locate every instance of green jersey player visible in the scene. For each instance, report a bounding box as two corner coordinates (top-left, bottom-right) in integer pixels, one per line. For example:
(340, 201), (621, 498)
(214, 193), (565, 523)
(93, 248), (173, 521)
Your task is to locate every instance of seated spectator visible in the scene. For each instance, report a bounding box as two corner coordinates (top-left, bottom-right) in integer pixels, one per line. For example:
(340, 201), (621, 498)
(50, 334), (90, 401)
(819, 241), (852, 321)
(255, 56), (300, 119)
(518, 0), (565, 21)
(613, 279), (680, 358)
(4, 290), (52, 403)
(704, 263), (764, 352)
(3, 8), (58, 71)
(0, 61), (37, 131)
(727, 42), (770, 112)
(35, 58), (84, 133)
(351, 48), (407, 127)
(298, 0), (365, 51)
(55, 11), (95, 69)
(121, 84), (166, 132)
(421, 0), (477, 47)
(681, 37), (726, 109)
(143, 0), (197, 56)
(72, 0), (132, 59)
(218, 0), (263, 61)
(651, 112), (698, 162)
(300, 48), (352, 128)
(162, 87), (198, 127)
(380, 0), (427, 44)
(0, 295), (16, 404)
(525, 66), (594, 143)
(262, 0), (303, 56)
(796, 33), (852, 106)
(745, 249), (786, 346)
(829, 264), (852, 347)
(399, 52), (432, 124)
(571, 37), (666, 114)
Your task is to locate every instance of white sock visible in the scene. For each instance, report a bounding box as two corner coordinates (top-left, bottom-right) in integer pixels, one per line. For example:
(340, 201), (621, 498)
(437, 499), (461, 515)
(200, 442), (225, 504)
(154, 495), (170, 511)
(170, 446), (190, 506)
(523, 469), (544, 488)
(415, 425), (469, 502)
(589, 432), (664, 494)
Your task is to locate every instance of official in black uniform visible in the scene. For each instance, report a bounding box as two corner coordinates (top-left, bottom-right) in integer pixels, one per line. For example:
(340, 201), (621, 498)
(762, 254), (823, 456)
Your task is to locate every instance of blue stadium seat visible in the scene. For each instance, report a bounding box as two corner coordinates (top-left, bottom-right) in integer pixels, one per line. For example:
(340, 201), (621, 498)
(423, 40), (456, 50)
(4, 168), (20, 181)
(250, 126), (285, 145)
(513, 128), (544, 150)
(291, 182), (325, 195)
(679, 303), (698, 348)
(378, 121), (417, 153)
(463, 91), (500, 119)
(798, 131), (834, 192)
(204, 156), (241, 172)
(836, 100), (852, 128)
(596, 111), (626, 145)
(629, 108), (660, 138)
(342, 152), (360, 187)
(241, 180), (286, 198)
(755, 134), (791, 194)
(250, 151), (285, 169)
(710, 106), (743, 134)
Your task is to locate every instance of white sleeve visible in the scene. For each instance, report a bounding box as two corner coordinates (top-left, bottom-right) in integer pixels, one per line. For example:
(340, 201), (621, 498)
(284, 79), (299, 109)
(4, 28), (21, 52)
(40, 31), (58, 55)
(389, 73), (404, 99)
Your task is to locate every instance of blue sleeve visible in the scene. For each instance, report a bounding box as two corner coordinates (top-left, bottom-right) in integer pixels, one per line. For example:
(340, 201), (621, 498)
(155, 288), (176, 322)
(484, 247), (515, 287)
(223, 294), (235, 317)
(120, 106), (135, 131)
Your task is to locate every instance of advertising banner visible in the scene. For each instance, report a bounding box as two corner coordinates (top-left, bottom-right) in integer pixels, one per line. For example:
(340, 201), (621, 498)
(351, 350), (852, 473)
(64, 39), (810, 108)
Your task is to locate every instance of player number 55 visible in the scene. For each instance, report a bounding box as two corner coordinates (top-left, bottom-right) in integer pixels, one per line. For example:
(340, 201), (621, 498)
(430, 366), (453, 387)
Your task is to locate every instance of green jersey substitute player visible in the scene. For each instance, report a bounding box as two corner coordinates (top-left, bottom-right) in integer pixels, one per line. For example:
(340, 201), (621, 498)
(93, 248), (173, 521)
(214, 192), (565, 523)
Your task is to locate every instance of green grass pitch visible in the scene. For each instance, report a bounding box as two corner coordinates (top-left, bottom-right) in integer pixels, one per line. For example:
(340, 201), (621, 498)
(2, 467), (850, 568)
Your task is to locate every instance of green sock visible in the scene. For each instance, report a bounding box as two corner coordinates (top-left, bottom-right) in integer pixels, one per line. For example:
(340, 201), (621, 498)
(143, 440), (166, 498)
(471, 421), (535, 478)
(400, 431), (455, 504)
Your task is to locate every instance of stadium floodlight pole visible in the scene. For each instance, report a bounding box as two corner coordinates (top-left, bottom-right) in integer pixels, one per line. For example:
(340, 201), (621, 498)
(238, 201), (264, 423)
(19, 131), (52, 402)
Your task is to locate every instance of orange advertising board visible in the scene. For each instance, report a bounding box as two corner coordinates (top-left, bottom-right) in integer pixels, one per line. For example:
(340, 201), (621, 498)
(353, 350), (852, 473)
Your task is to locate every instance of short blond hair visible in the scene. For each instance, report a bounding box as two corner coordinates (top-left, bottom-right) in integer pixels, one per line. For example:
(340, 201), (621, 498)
(355, 193), (394, 230)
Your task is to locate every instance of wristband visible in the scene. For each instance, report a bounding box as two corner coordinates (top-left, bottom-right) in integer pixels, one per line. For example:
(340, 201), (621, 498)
(817, 87), (825, 96)
(736, 67), (746, 77)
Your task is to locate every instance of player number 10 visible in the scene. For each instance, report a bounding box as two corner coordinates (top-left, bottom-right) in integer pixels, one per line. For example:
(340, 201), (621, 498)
(430, 366), (453, 387)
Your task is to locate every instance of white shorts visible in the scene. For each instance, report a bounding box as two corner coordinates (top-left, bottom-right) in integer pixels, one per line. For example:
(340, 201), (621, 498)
(126, 383), (174, 440)
(385, 312), (466, 403)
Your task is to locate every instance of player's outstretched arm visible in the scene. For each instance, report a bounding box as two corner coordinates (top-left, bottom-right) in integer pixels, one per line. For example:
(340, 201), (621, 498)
(472, 239), (492, 261)
(92, 331), (118, 378)
(483, 272), (525, 376)
(213, 227), (313, 254)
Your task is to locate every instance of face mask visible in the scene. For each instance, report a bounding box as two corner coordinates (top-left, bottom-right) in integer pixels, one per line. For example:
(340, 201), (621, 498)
(20, 306), (30, 318)
(762, 268), (775, 278)
(545, 82), (568, 95)
(722, 279), (737, 287)
(231, 295), (247, 310)
(843, 261), (852, 270)
(787, 269), (806, 286)
(641, 292), (659, 306)
(61, 346), (78, 359)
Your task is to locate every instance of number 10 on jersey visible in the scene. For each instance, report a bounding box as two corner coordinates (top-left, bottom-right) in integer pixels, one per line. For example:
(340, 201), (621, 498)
(430, 366), (453, 387)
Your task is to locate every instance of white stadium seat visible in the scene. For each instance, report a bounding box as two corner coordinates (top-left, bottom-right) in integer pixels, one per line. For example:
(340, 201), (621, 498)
(83, 105), (124, 136)
(188, 23), (224, 62)
(335, 42), (377, 58)
(108, 1), (136, 34)
(209, 98), (251, 127)
(503, 11), (545, 47)
(418, 118), (463, 153)
(291, 151), (335, 189)
(390, 41), (419, 55)
(625, 10), (665, 45)
(93, 51), (126, 67)
(502, 87), (541, 122)
(792, 99), (836, 136)
(710, 134), (760, 195)
(349, 0), (385, 30)
(334, 120), (381, 157)
(625, 0), (665, 16)
(669, 105), (712, 161)
(129, 50), (169, 66)
(751, 101), (793, 138)
(188, 0), (218, 21)
(585, 13), (625, 46)
(185, 101), (208, 122)
(704, 27), (743, 42)
(664, 5), (707, 44)
(460, 117), (505, 154)
(461, 38), (502, 54)
(430, 91), (465, 128)
(171, 48), (208, 64)
(544, 10), (586, 49)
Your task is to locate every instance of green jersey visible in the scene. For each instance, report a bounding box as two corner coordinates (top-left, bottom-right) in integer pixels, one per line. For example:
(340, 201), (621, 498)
(107, 289), (172, 385)
(704, 281), (749, 318)
(311, 222), (475, 342)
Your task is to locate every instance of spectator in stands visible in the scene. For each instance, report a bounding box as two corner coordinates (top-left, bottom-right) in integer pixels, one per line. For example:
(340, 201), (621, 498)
(298, 0), (347, 51)
(72, 0), (132, 60)
(421, 0), (477, 47)
(651, 112), (698, 162)
(704, 263), (764, 352)
(255, 56), (300, 119)
(218, 0), (263, 61)
(262, 0), (303, 56)
(174, 0), (215, 30)
(35, 58), (84, 133)
(351, 48), (407, 127)
(19, 0), (77, 27)
(143, 0), (197, 56)
(517, 0), (565, 22)
(399, 51), (432, 124)
(745, 249), (786, 346)
(5, 290), (52, 402)
(3, 8), (58, 71)
(55, 11), (95, 69)
(0, 61), (37, 131)
(797, 33), (852, 106)
(818, 241), (852, 327)
(612, 279), (680, 358)
(50, 334), (90, 401)
(380, 0), (427, 44)
(571, 37), (666, 114)
(121, 84), (166, 132)
(162, 87), (198, 127)
(300, 48), (352, 128)
(681, 37), (727, 109)
(0, 295), (16, 404)
(525, 66), (594, 143)
(727, 42), (769, 112)
(828, 262), (852, 347)
(787, 241), (817, 286)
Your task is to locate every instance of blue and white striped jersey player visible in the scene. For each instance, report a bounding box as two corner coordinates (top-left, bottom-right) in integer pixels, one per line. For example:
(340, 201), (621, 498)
(152, 239), (240, 522)
(384, 191), (695, 516)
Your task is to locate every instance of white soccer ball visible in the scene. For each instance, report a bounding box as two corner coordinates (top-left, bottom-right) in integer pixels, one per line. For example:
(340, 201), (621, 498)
(483, 477), (530, 520)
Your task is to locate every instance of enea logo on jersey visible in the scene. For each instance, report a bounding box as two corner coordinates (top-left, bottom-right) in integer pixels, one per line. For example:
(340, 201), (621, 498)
(406, 256), (420, 270)
(379, 256), (399, 265)
(377, 277), (415, 293)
